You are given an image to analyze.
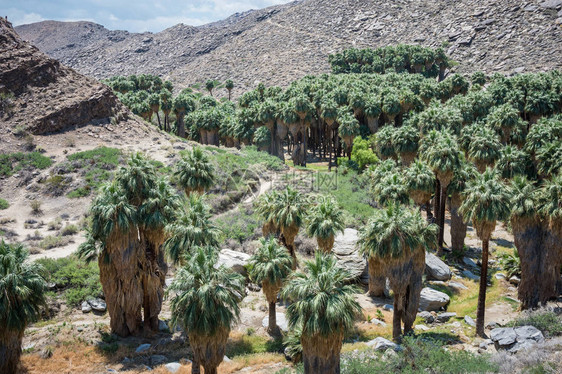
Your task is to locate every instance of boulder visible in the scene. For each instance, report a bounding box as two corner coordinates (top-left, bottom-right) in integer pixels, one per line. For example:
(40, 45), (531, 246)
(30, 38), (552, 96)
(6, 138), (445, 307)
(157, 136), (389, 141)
(332, 228), (368, 284)
(462, 270), (479, 281)
(262, 313), (289, 332)
(81, 301), (92, 313)
(136, 343), (151, 353)
(425, 253), (452, 281)
(370, 318), (387, 326)
(88, 298), (107, 313)
(509, 276), (520, 285)
(366, 337), (397, 352)
(217, 249), (251, 276)
(419, 287), (450, 311)
(150, 355), (167, 366)
(415, 324), (430, 331)
(448, 281), (468, 291)
(418, 311), (435, 324)
(165, 363), (181, 373)
(463, 257), (478, 268)
(490, 326), (544, 352)
(158, 320), (169, 332)
(464, 315), (476, 327)
(436, 312), (457, 323)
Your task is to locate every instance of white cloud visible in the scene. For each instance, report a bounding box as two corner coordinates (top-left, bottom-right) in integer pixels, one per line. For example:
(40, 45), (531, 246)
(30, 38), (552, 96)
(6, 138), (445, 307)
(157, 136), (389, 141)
(0, 8), (45, 26)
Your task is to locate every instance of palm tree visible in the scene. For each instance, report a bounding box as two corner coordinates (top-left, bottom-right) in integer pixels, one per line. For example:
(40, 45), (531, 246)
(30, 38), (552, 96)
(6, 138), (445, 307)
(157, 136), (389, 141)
(164, 194), (220, 265)
(174, 147), (215, 196)
(225, 79), (234, 101)
(281, 253), (361, 374)
(448, 162), (476, 253)
(422, 131), (462, 252)
(261, 186), (308, 268)
(206, 80), (215, 97)
(405, 159), (435, 212)
(305, 196), (345, 253)
(391, 125), (419, 166)
(0, 241), (46, 374)
(460, 168), (511, 336)
(174, 94), (196, 138)
(248, 237), (293, 334)
(373, 173), (410, 207)
(148, 93), (162, 129)
(467, 126), (501, 172)
(78, 153), (181, 336)
(169, 246), (244, 374)
(359, 203), (437, 340)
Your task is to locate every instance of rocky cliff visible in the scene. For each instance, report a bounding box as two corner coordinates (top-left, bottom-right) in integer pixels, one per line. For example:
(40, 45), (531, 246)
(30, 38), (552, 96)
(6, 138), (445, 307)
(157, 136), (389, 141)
(0, 17), (130, 135)
(14, 0), (562, 95)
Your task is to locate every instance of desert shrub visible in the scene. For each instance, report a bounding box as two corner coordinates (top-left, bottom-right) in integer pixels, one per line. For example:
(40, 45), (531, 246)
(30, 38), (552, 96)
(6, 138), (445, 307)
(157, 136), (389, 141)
(67, 186), (91, 198)
(47, 218), (62, 230)
(60, 224), (79, 236)
(36, 256), (102, 307)
(342, 336), (498, 373)
(214, 206), (261, 244)
(0, 198), (9, 210)
(38, 235), (68, 249)
(30, 199), (43, 214)
(351, 136), (379, 171)
(0, 151), (53, 176)
(498, 249), (521, 278)
(507, 310), (562, 337)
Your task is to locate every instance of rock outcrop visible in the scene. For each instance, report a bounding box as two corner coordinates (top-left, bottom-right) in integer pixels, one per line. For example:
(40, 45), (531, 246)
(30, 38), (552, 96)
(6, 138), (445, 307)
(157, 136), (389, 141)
(15, 0), (562, 96)
(0, 17), (129, 135)
(332, 228), (369, 284)
(419, 287), (450, 311)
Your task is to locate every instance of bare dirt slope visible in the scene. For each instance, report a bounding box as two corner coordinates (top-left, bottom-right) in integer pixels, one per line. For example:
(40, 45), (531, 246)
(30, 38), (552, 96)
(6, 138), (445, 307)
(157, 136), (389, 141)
(15, 0), (562, 96)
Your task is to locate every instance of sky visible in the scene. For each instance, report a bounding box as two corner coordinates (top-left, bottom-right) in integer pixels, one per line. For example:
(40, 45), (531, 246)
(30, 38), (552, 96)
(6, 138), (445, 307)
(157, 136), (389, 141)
(0, 0), (292, 32)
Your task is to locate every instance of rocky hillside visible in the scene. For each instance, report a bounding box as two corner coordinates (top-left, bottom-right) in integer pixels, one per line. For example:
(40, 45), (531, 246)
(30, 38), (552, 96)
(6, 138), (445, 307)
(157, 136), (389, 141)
(0, 17), (141, 142)
(14, 0), (562, 95)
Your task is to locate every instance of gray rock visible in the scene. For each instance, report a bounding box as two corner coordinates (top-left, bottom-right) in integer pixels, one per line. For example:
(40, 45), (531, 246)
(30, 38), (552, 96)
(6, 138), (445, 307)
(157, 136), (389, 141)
(509, 276), (520, 285)
(383, 304), (393, 311)
(370, 318), (387, 326)
(136, 343), (151, 353)
(490, 328), (517, 347)
(419, 287), (450, 311)
(262, 313), (288, 332)
(448, 281), (468, 291)
(540, 0), (562, 9)
(514, 326), (544, 343)
(495, 273), (507, 280)
(88, 298), (107, 312)
(436, 312), (457, 323)
(425, 253), (452, 281)
(332, 228), (368, 284)
(464, 315), (476, 327)
(366, 337), (397, 352)
(217, 249), (251, 276)
(463, 257), (478, 268)
(415, 324), (430, 331)
(223, 355), (232, 362)
(487, 321), (500, 329)
(479, 339), (493, 349)
(81, 301), (92, 313)
(150, 355), (167, 366)
(462, 270), (480, 280)
(418, 311), (435, 324)
(165, 363), (181, 373)
(158, 320), (169, 332)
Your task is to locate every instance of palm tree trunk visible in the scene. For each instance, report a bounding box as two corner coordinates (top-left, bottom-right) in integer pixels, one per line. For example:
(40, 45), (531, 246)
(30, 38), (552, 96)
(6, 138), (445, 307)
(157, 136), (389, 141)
(437, 184), (447, 253)
(191, 358), (201, 374)
(476, 237), (489, 337)
(450, 194), (467, 253)
(177, 110), (186, 138)
(302, 335), (342, 374)
(433, 180), (441, 230)
(156, 112), (162, 130)
(0, 329), (24, 374)
(268, 301), (277, 332)
(392, 294), (403, 340)
(367, 258), (386, 297)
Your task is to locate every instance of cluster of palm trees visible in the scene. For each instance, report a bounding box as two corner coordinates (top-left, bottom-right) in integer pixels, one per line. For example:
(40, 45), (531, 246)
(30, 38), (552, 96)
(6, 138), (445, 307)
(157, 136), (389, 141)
(328, 44), (450, 80)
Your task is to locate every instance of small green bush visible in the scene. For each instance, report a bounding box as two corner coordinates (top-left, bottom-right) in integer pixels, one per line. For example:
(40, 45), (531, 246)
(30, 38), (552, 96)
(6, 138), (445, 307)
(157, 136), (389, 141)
(60, 224), (79, 236)
(0, 152), (53, 176)
(36, 257), (102, 307)
(498, 249), (521, 278)
(351, 136), (379, 171)
(30, 199), (42, 214)
(0, 198), (9, 210)
(67, 186), (91, 198)
(67, 147), (121, 165)
(39, 235), (67, 249)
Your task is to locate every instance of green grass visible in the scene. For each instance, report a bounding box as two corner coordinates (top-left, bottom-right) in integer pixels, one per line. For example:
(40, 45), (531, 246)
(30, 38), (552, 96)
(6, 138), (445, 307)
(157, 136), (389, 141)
(214, 206), (261, 244)
(0, 198), (8, 210)
(63, 147), (122, 196)
(67, 186), (91, 198)
(0, 152), (53, 176)
(36, 256), (102, 307)
(341, 336), (498, 373)
(226, 333), (284, 358)
(67, 146), (121, 165)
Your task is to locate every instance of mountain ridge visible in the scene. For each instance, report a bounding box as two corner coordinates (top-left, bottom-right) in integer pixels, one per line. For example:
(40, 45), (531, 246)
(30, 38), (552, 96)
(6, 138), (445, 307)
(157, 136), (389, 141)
(14, 0), (562, 95)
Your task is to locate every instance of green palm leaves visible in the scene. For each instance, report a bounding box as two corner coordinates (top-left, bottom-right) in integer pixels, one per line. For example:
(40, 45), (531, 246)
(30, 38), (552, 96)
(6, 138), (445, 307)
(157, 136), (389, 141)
(282, 253), (360, 336)
(0, 241), (46, 373)
(305, 196), (345, 252)
(174, 147), (215, 196)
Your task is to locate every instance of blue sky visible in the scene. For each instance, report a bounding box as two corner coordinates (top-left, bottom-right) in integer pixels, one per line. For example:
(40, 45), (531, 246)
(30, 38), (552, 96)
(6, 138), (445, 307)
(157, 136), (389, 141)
(1, 0), (292, 32)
